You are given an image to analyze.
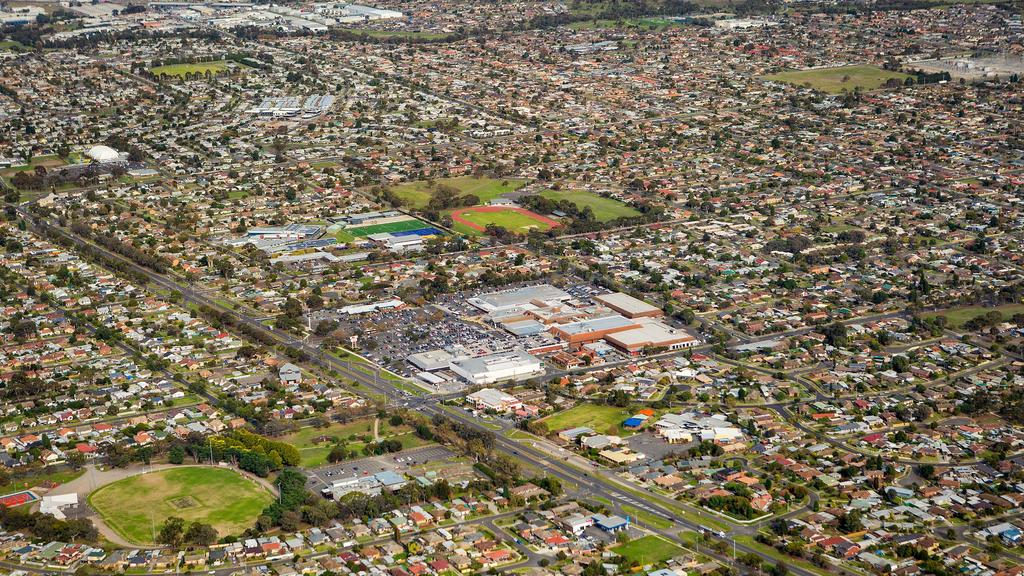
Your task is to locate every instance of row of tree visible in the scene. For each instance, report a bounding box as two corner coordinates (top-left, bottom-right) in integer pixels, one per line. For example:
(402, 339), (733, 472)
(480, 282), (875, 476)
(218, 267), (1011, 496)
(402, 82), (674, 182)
(157, 516), (218, 549)
(0, 504), (98, 542)
(69, 220), (170, 274)
(208, 429), (302, 477)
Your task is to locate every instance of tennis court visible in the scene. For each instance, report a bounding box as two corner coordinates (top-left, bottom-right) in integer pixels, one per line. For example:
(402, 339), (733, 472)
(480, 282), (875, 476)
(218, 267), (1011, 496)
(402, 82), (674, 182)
(0, 490), (38, 507)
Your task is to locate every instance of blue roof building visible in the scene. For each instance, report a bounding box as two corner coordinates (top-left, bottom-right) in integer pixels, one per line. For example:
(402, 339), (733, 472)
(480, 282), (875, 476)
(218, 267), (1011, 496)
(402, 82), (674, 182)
(592, 514), (630, 532)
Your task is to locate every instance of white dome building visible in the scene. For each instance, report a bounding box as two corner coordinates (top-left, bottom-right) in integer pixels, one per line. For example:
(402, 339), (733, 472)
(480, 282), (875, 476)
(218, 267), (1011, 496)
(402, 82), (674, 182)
(85, 145), (121, 163)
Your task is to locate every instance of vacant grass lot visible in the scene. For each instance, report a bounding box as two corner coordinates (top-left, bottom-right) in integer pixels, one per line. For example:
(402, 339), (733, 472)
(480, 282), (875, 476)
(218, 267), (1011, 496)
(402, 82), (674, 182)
(280, 418), (430, 467)
(150, 60), (230, 77)
(538, 189), (641, 222)
(281, 420), (377, 467)
(923, 303), (1024, 328)
(0, 469), (83, 496)
(612, 535), (686, 564)
(89, 467), (273, 545)
(763, 65), (911, 94)
(568, 16), (687, 30)
(537, 403), (638, 436)
(390, 177), (526, 209)
(0, 155), (67, 177)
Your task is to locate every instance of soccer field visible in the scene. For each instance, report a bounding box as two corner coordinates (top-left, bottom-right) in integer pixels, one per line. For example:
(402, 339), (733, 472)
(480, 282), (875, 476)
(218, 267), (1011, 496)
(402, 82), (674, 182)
(763, 65), (911, 94)
(347, 218), (433, 237)
(88, 467), (273, 545)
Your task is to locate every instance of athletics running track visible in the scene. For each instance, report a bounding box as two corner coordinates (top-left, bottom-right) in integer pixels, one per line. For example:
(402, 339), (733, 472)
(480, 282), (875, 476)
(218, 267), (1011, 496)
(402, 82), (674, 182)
(450, 206), (560, 232)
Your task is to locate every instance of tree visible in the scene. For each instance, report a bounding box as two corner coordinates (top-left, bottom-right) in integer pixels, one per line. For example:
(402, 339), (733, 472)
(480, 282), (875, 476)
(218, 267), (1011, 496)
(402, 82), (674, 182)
(823, 322), (848, 347)
(314, 320), (337, 336)
(157, 516), (185, 548)
(12, 320), (37, 340)
(837, 510), (863, 533)
(279, 510), (301, 532)
(918, 463), (935, 480)
(66, 451), (86, 470)
(169, 445), (185, 465)
(184, 522), (218, 547)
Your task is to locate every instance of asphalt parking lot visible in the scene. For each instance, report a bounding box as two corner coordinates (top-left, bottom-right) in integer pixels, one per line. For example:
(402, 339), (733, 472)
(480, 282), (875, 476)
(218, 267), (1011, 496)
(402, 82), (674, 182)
(305, 445), (455, 493)
(313, 279), (613, 379)
(626, 432), (695, 463)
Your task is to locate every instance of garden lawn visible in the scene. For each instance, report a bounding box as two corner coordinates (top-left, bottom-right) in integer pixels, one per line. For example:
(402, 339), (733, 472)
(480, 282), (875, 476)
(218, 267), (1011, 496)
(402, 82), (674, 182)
(538, 189), (641, 222)
(762, 65), (911, 94)
(88, 467), (273, 545)
(537, 403), (638, 436)
(612, 535), (686, 564)
(390, 176), (526, 209)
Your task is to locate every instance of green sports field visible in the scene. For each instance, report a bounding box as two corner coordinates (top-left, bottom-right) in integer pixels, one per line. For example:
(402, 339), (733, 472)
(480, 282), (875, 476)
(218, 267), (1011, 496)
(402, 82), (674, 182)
(88, 467), (273, 545)
(538, 189), (641, 222)
(150, 60), (231, 77)
(453, 208), (556, 236)
(390, 177), (526, 209)
(612, 535), (686, 564)
(347, 218), (432, 237)
(762, 65), (911, 94)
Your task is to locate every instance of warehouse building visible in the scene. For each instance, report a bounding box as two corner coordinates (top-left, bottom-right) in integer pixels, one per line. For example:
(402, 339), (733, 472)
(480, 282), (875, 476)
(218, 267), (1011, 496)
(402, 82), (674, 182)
(240, 224), (323, 241)
(467, 284), (571, 314)
(407, 349), (455, 372)
(549, 314), (639, 346)
(593, 292), (664, 319)
(466, 388), (522, 412)
(604, 319), (699, 355)
(450, 350), (544, 385)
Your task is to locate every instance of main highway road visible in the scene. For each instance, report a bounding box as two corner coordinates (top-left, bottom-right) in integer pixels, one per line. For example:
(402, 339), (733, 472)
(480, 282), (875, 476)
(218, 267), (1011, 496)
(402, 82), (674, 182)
(18, 206), (829, 576)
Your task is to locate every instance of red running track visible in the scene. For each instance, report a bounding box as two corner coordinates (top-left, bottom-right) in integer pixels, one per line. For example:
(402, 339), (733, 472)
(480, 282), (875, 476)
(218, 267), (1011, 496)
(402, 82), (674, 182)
(450, 205), (560, 232)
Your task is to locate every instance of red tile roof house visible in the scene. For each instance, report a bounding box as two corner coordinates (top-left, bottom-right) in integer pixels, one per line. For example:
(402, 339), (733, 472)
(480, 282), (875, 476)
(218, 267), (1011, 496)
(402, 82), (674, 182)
(819, 536), (860, 558)
(481, 549), (513, 566)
